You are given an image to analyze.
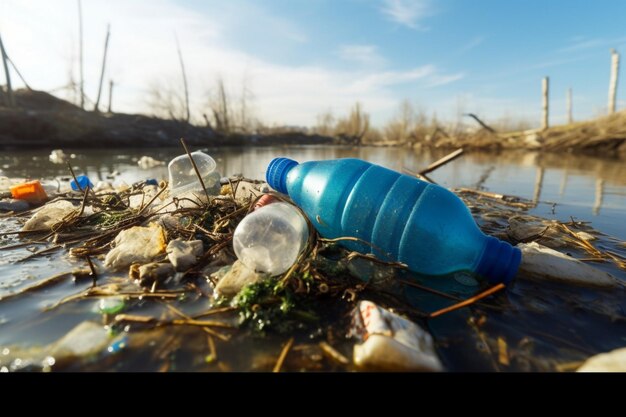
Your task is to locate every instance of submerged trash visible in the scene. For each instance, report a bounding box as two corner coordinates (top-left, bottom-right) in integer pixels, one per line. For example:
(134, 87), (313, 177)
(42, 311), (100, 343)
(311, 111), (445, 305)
(104, 224), (167, 270)
(22, 200), (76, 231)
(137, 156), (165, 170)
(351, 300), (443, 372)
(214, 260), (265, 297)
(266, 157), (520, 285)
(233, 201), (309, 276)
(10, 180), (48, 204)
(0, 199), (30, 213)
(577, 347), (626, 372)
(518, 242), (623, 288)
(166, 239), (204, 272)
(97, 297), (126, 315)
(168, 151), (221, 197)
(134, 262), (175, 287)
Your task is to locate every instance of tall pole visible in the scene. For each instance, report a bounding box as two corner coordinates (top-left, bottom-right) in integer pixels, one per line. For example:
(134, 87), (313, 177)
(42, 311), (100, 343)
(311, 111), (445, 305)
(78, 0), (85, 109)
(566, 87), (573, 124)
(0, 32), (15, 107)
(542, 77), (549, 130)
(94, 24), (111, 112)
(175, 34), (190, 123)
(608, 49), (620, 115)
(107, 79), (114, 113)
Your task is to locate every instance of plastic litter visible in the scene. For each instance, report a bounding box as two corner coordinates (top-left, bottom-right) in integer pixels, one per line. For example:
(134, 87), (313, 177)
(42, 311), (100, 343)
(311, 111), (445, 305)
(47, 321), (111, 359)
(104, 223), (167, 270)
(166, 239), (204, 272)
(137, 155), (165, 169)
(266, 157), (521, 285)
(350, 300), (444, 372)
(233, 201), (309, 276)
(22, 200), (77, 231)
(214, 260), (264, 297)
(0, 199), (30, 213)
(70, 175), (93, 192)
(97, 297), (126, 315)
(518, 242), (623, 288)
(168, 151), (221, 197)
(10, 180), (48, 204)
(49, 149), (67, 164)
(577, 347), (626, 372)
(134, 262), (175, 287)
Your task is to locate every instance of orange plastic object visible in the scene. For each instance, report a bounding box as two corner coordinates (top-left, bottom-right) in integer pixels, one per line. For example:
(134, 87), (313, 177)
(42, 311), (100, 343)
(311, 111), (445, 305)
(10, 180), (48, 204)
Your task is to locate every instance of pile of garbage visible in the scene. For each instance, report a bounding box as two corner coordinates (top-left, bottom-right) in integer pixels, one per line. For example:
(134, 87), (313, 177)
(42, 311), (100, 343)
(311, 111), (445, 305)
(0, 146), (625, 372)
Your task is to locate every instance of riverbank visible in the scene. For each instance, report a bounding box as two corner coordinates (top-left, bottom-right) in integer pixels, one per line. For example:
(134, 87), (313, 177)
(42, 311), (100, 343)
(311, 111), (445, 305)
(418, 111), (626, 156)
(0, 90), (336, 149)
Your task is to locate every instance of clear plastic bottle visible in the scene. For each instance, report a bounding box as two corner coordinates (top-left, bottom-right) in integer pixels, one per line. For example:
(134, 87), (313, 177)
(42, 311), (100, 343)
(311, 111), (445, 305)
(266, 157), (521, 285)
(232, 201), (309, 276)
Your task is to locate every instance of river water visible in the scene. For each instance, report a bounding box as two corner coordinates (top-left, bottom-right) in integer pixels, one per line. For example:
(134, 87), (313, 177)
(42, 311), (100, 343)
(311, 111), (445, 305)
(0, 146), (625, 371)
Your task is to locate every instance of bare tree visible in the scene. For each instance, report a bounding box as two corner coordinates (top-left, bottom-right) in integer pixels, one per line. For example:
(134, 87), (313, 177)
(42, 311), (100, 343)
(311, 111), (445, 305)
(384, 99), (415, 143)
(146, 79), (188, 121)
(335, 102), (370, 144)
(94, 24), (111, 112)
(0, 31), (15, 107)
(77, 0), (85, 109)
(175, 34), (190, 123)
(314, 110), (336, 136)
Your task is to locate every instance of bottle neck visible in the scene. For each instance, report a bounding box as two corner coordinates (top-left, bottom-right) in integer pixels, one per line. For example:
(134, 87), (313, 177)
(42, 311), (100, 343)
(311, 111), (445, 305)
(475, 236), (521, 285)
(266, 158), (299, 195)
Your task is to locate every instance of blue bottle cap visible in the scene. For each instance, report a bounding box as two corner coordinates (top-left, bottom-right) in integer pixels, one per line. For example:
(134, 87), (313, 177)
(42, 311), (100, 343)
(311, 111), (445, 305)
(70, 175), (94, 192)
(266, 158), (298, 195)
(475, 236), (522, 285)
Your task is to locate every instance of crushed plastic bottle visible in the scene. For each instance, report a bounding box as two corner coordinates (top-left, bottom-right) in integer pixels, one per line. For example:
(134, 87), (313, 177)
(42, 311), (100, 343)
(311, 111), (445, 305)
(232, 201), (309, 276)
(168, 151), (221, 197)
(266, 157), (521, 285)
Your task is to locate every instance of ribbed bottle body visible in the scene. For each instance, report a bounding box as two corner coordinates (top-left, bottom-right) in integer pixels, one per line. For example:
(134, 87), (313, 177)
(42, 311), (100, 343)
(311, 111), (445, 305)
(286, 158), (487, 276)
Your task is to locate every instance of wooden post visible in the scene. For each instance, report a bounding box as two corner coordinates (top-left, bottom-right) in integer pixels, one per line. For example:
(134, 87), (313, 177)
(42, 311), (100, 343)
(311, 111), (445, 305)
(175, 35), (190, 123)
(542, 77), (549, 130)
(78, 0), (85, 109)
(566, 87), (573, 124)
(532, 166), (544, 206)
(94, 24), (111, 112)
(0, 32), (15, 107)
(107, 79), (114, 113)
(593, 178), (604, 215)
(608, 49), (620, 115)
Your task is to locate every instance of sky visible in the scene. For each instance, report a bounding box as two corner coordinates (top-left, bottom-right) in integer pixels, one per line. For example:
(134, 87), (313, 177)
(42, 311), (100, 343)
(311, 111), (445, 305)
(0, 0), (625, 128)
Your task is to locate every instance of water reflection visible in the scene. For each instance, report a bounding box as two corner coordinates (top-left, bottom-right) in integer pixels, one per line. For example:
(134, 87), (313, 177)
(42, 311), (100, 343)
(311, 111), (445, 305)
(1, 146), (625, 238)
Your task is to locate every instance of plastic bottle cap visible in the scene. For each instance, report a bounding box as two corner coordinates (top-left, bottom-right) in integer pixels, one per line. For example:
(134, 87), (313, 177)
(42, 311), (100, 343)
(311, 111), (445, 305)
(71, 175), (94, 192)
(266, 158), (298, 195)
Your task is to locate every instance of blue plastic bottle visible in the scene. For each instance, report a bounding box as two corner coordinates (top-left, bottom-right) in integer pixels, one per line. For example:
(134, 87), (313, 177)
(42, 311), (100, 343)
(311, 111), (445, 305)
(266, 158), (521, 285)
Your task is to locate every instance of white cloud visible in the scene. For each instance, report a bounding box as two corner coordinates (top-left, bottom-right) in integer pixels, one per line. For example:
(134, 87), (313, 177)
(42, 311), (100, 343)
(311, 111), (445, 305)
(0, 0), (460, 127)
(460, 36), (485, 52)
(558, 36), (626, 54)
(380, 0), (434, 29)
(337, 44), (387, 67)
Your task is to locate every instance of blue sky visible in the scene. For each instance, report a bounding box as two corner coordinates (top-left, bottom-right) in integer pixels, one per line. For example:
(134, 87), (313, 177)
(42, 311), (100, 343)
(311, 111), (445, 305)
(1, 0), (625, 127)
